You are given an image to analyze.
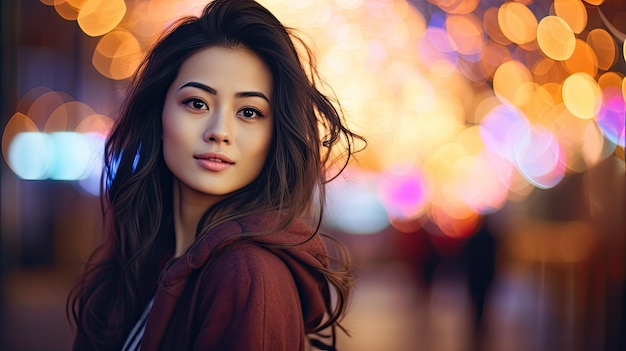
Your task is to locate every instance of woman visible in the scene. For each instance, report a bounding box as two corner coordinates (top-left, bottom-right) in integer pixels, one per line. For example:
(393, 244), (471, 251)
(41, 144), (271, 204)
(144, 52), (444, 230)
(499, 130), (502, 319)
(67, 0), (363, 350)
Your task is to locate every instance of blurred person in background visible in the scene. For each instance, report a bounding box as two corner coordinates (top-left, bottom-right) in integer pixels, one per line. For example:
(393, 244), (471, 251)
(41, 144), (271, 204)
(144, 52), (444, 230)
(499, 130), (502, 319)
(66, 0), (363, 350)
(461, 216), (497, 351)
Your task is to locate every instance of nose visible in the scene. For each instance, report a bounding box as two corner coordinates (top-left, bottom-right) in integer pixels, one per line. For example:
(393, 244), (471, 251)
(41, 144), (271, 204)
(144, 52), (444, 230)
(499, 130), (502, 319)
(203, 108), (231, 144)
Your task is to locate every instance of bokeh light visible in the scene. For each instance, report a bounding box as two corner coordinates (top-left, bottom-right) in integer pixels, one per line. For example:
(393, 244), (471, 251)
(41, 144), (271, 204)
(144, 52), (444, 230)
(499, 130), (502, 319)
(77, 0), (126, 37)
(536, 16), (576, 61)
(11, 0), (626, 236)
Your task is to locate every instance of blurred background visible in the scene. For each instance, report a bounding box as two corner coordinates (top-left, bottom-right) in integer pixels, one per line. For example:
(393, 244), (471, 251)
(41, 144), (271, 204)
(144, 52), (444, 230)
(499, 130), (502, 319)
(0, 0), (624, 350)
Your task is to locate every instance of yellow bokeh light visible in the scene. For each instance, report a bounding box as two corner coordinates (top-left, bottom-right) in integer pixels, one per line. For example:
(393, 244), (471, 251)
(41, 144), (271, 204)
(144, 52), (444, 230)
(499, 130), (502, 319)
(563, 39), (598, 76)
(92, 30), (144, 80)
(498, 2), (538, 45)
(554, 0), (587, 34)
(40, 0), (55, 5)
(562, 72), (602, 120)
(493, 60), (535, 107)
(587, 29), (616, 71)
(77, 0), (126, 37)
(446, 14), (485, 56)
(536, 16), (576, 61)
(583, 0), (605, 5)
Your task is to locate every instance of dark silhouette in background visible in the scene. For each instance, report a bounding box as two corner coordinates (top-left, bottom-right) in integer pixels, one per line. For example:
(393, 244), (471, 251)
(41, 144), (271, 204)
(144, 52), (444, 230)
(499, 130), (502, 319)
(461, 220), (497, 351)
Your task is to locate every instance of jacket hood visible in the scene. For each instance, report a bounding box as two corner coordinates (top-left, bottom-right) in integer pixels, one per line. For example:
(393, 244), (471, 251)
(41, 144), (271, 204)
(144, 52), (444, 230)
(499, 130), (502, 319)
(157, 213), (331, 332)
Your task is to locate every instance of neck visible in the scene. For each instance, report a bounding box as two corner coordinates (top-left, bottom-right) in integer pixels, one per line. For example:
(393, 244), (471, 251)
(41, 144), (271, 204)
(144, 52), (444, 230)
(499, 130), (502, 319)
(172, 180), (221, 258)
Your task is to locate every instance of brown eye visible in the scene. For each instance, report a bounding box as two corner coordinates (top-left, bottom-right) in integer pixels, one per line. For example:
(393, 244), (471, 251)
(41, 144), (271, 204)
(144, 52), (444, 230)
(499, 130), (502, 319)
(238, 107), (264, 120)
(183, 98), (208, 110)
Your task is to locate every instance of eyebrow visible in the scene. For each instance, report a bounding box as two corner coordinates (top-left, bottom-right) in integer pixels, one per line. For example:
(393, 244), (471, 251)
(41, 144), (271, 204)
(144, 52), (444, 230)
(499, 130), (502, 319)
(179, 82), (270, 103)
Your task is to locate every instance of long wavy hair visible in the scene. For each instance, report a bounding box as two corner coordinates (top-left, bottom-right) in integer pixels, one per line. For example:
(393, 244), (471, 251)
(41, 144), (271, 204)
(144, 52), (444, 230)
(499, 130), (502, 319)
(67, 0), (364, 349)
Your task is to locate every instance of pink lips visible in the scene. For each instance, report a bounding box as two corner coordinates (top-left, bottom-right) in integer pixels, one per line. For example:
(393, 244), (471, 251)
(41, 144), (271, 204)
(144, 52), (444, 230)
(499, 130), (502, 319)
(194, 152), (234, 171)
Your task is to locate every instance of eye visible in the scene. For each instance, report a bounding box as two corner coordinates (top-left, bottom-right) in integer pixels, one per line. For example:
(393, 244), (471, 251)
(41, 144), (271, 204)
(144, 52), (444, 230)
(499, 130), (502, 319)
(238, 107), (264, 120)
(183, 98), (208, 111)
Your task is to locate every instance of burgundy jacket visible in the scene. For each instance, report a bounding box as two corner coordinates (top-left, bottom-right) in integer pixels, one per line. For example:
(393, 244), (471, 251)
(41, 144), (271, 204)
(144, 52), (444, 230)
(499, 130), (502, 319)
(72, 214), (333, 350)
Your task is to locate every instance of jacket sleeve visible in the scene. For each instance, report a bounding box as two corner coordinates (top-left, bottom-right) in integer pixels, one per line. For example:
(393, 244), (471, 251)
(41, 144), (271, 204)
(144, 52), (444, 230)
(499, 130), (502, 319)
(193, 243), (307, 351)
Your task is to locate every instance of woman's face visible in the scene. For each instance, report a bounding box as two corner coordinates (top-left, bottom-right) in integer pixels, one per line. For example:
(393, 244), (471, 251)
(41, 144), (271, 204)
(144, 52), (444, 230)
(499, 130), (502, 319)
(162, 45), (273, 206)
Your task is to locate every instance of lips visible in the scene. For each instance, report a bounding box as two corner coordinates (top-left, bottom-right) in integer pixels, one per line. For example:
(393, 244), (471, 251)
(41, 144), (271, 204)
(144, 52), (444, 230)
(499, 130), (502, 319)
(194, 152), (234, 164)
(194, 152), (234, 171)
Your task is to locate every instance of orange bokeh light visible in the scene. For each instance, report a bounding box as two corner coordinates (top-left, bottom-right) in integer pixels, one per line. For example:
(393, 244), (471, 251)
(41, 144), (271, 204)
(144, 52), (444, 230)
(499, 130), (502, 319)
(445, 14), (485, 56)
(554, 0), (587, 34)
(536, 16), (576, 61)
(92, 29), (144, 80)
(77, 0), (126, 37)
(498, 2), (538, 45)
(563, 39), (598, 76)
(493, 60), (535, 107)
(587, 29), (617, 71)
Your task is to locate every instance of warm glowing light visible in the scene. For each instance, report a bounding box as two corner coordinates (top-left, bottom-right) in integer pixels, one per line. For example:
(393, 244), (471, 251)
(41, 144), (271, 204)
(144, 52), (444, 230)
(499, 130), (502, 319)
(27, 91), (72, 128)
(76, 114), (113, 135)
(54, 0), (79, 20)
(583, 0), (605, 5)
(479, 41), (512, 79)
(532, 57), (568, 85)
(536, 16), (576, 61)
(45, 101), (96, 132)
(587, 29), (617, 71)
(77, 0), (126, 37)
(562, 72), (602, 120)
(598, 72), (624, 91)
(563, 39), (598, 76)
(430, 0), (479, 14)
(92, 30), (143, 80)
(430, 204), (480, 238)
(484, 7), (512, 46)
(554, 0), (587, 34)
(445, 14), (485, 57)
(581, 121), (608, 166)
(498, 2), (538, 45)
(493, 60), (535, 107)
(334, 0), (364, 10)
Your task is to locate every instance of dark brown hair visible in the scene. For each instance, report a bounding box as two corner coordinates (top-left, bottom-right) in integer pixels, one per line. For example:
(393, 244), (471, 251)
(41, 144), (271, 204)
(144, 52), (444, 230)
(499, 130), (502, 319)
(67, 0), (364, 349)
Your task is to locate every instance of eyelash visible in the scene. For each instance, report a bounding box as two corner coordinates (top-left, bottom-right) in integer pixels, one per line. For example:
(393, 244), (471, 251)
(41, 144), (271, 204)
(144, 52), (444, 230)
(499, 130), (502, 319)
(239, 107), (264, 119)
(181, 98), (265, 119)
(183, 98), (208, 110)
